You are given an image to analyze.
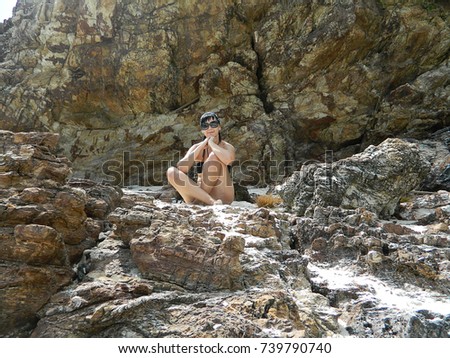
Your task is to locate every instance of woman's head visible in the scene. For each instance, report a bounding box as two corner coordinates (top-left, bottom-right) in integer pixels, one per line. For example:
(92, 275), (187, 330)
(200, 111), (222, 142)
(200, 112), (220, 127)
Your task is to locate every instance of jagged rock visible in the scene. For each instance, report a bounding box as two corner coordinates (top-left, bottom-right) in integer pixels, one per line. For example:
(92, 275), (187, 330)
(31, 191), (340, 338)
(4, 183), (450, 337)
(294, 202), (450, 337)
(417, 128), (450, 192)
(341, 301), (450, 338)
(406, 310), (450, 338)
(69, 179), (123, 220)
(279, 138), (430, 217)
(16, 184), (449, 338)
(108, 205), (154, 245)
(0, 262), (74, 337)
(0, 130), (71, 189)
(12, 224), (68, 266)
(31, 278), (156, 338)
(370, 63), (450, 144)
(398, 190), (450, 224)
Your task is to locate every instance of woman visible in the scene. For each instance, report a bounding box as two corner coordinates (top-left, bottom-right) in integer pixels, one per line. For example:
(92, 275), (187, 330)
(166, 112), (235, 205)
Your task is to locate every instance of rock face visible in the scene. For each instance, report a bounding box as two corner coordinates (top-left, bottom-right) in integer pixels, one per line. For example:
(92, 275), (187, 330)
(1, 0), (449, 183)
(278, 138), (430, 217)
(418, 128), (450, 192)
(0, 131), (122, 337)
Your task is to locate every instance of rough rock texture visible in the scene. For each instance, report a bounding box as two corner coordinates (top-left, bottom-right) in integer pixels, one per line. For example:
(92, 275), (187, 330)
(1, 130), (449, 338)
(292, 200), (450, 338)
(278, 138), (431, 217)
(131, 225), (245, 291)
(0, 130), (70, 189)
(398, 190), (450, 225)
(1, 0), (449, 183)
(30, 187), (450, 338)
(418, 128), (450, 192)
(31, 196), (323, 338)
(110, 199), (246, 291)
(0, 131), (122, 337)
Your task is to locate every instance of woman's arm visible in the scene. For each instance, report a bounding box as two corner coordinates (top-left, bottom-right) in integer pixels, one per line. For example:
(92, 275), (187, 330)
(208, 138), (235, 166)
(176, 138), (209, 173)
(192, 137), (209, 162)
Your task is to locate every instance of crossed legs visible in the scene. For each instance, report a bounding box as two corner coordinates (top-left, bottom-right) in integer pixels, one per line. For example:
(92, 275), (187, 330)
(166, 153), (234, 205)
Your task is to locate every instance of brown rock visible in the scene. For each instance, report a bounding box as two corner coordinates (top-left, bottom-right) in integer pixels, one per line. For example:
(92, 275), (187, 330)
(0, 263), (73, 337)
(108, 206), (154, 244)
(311, 237), (328, 251)
(13, 132), (60, 151)
(382, 222), (415, 235)
(1, 2), (448, 183)
(13, 224), (68, 266)
(0, 130), (71, 189)
(131, 230), (244, 291)
(0, 131), (123, 336)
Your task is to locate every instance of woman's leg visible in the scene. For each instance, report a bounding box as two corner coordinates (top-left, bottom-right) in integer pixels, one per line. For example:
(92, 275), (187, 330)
(200, 153), (234, 204)
(166, 167), (220, 205)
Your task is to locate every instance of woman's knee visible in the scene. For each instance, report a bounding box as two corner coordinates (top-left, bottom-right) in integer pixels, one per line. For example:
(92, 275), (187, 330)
(167, 166), (190, 188)
(166, 166), (177, 179)
(166, 166), (181, 184)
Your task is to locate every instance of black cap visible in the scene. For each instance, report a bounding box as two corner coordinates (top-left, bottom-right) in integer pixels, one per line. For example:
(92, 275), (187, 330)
(200, 112), (220, 125)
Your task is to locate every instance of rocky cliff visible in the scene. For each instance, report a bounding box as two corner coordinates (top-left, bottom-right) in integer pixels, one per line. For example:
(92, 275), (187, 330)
(1, 0), (449, 184)
(1, 130), (449, 338)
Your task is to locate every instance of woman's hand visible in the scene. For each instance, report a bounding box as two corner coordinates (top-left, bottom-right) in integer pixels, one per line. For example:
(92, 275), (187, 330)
(207, 136), (216, 145)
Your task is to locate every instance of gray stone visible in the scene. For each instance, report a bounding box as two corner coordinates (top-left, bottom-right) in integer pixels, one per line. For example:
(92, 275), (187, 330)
(279, 138), (430, 218)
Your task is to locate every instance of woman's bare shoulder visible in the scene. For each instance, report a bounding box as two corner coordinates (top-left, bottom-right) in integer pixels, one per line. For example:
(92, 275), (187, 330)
(187, 142), (202, 152)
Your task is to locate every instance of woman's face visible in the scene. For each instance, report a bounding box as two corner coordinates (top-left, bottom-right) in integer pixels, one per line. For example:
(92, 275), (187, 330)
(201, 117), (221, 137)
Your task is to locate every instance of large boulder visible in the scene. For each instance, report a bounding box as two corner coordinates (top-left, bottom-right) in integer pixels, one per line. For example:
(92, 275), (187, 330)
(279, 138), (430, 217)
(110, 200), (246, 291)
